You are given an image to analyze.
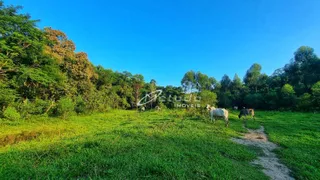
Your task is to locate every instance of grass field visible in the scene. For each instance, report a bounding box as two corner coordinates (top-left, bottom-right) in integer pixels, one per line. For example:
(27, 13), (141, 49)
(0, 110), (319, 179)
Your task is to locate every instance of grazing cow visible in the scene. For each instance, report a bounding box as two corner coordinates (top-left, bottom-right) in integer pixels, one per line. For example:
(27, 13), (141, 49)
(155, 106), (161, 111)
(139, 106), (145, 112)
(206, 105), (229, 127)
(238, 108), (255, 120)
(233, 106), (238, 110)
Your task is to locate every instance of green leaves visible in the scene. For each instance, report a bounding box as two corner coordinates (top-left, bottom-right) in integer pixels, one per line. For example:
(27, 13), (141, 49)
(311, 81), (320, 109)
(0, 84), (17, 108)
(199, 90), (217, 107)
(281, 84), (295, 96)
(19, 67), (55, 86)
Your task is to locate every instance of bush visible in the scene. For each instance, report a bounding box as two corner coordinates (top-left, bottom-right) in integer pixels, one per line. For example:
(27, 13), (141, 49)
(185, 108), (207, 121)
(33, 98), (50, 114)
(17, 98), (52, 118)
(199, 90), (218, 107)
(17, 99), (34, 119)
(3, 106), (21, 121)
(75, 96), (86, 114)
(280, 84), (297, 109)
(56, 97), (75, 119)
(244, 93), (264, 109)
(0, 86), (17, 110)
(297, 93), (312, 111)
(312, 81), (320, 109)
(264, 91), (279, 110)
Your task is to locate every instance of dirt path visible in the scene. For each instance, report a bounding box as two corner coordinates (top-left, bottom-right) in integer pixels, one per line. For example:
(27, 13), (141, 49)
(231, 126), (294, 180)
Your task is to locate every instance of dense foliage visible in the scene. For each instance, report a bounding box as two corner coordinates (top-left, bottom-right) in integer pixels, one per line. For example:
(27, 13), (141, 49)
(0, 2), (161, 119)
(0, 1), (319, 120)
(180, 49), (320, 111)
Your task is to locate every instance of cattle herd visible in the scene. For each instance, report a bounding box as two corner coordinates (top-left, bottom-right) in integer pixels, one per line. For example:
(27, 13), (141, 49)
(206, 105), (255, 127)
(139, 104), (254, 127)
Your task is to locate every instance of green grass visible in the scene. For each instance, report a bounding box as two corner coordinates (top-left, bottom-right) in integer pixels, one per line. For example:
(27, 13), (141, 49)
(256, 111), (320, 180)
(0, 110), (319, 179)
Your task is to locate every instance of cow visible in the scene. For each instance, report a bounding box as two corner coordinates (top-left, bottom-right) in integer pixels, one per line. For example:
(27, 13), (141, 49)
(155, 106), (161, 111)
(139, 106), (145, 112)
(233, 106), (238, 110)
(238, 108), (255, 121)
(206, 105), (229, 127)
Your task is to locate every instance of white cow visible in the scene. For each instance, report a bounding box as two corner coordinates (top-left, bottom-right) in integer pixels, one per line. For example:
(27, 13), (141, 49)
(155, 106), (161, 111)
(140, 106), (145, 112)
(206, 105), (229, 127)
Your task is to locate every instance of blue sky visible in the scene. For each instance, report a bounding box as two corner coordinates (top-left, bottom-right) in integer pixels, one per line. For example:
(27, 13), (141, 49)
(8, 0), (320, 86)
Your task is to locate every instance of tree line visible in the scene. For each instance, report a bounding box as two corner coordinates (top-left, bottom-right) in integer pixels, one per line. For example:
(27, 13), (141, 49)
(0, 2), (161, 120)
(180, 53), (320, 111)
(0, 1), (319, 120)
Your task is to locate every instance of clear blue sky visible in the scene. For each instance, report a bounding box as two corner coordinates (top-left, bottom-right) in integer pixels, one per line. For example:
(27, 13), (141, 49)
(9, 0), (320, 86)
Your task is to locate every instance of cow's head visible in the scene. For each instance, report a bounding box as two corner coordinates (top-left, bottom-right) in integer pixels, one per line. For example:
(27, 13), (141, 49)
(206, 104), (211, 111)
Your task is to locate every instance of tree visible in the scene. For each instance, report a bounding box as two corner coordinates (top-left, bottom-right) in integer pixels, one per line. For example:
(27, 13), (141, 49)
(244, 93), (264, 109)
(132, 74), (144, 109)
(95, 66), (115, 89)
(280, 84), (296, 109)
(230, 74), (243, 106)
(257, 74), (269, 93)
(220, 74), (232, 92)
(0, 83), (16, 111)
(149, 79), (157, 109)
(195, 72), (216, 91)
(199, 90), (217, 107)
(264, 90), (279, 110)
(231, 74), (242, 90)
(56, 97), (74, 119)
(181, 71), (196, 92)
(311, 81), (320, 109)
(218, 91), (233, 108)
(297, 93), (312, 111)
(283, 46), (320, 94)
(244, 63), (262, 93)
(0, 2), (44, 68)
(159, 86), (183, 108)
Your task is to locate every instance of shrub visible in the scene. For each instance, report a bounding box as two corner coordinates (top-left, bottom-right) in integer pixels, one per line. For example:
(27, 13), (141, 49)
(312, 81), (320, 110)
(17, 98), (52, 118)
(244, 93), (264, 109)
(75, 96), (86, 114)
(264, 91), (279, 110)
(56, 97), (75, 119)
(17, 99), (34, 119)
(0, 86), (17, 111)
(33, 98), (50, 114)
(3, 106), (21, 121)
(297, 93), (312, 111)
(199, 90), (218, 107)
(280, 84), (297, 109)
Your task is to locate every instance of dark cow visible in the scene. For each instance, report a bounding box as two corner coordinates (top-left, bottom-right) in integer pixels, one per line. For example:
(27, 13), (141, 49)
(238, 108), (255, 120)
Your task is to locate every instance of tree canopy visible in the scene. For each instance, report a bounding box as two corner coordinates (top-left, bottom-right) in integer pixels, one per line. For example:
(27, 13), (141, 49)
(0, 1), (319, 120)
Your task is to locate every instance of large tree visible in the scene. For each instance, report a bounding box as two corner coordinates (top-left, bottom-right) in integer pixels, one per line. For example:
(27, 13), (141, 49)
(244, 63), (262, 93)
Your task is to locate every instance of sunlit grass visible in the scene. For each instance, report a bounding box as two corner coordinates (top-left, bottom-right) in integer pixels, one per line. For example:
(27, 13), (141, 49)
(0, 110), (319, 179)
(255, 111), (320, 179)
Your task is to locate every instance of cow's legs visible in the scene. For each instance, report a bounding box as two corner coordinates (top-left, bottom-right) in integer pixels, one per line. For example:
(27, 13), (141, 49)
(225, 117), (229, 127)
(211, 116), (215, 123)
(210, 115), (215, 123)
(244, 116), (248, 126)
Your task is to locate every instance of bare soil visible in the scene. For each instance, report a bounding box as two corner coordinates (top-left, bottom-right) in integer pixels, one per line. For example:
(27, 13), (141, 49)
(232, 126), (294, 180)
